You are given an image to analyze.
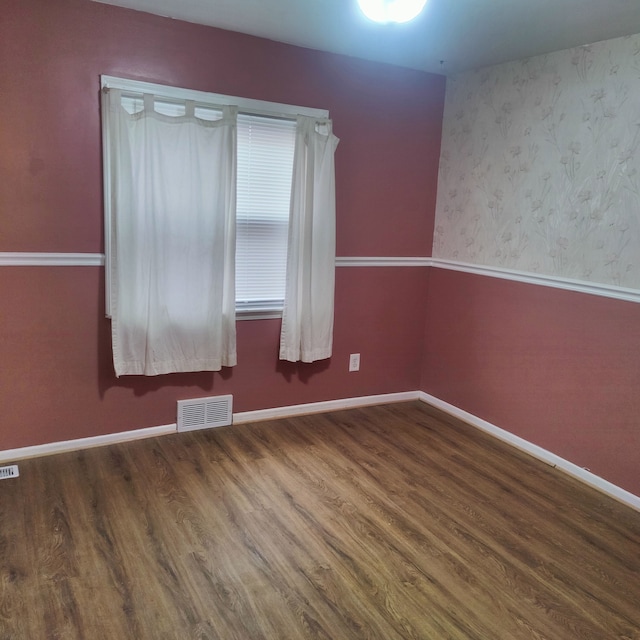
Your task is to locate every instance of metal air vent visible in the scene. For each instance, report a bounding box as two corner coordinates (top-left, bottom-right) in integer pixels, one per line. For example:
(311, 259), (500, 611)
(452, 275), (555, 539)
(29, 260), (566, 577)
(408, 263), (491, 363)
(177, 395), (233, 432)
(0, 465), (19, 480)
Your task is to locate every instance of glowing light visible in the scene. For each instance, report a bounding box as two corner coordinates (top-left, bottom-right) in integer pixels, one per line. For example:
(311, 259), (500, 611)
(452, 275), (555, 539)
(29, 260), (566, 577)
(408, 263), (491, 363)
(357, 0), (428, 24)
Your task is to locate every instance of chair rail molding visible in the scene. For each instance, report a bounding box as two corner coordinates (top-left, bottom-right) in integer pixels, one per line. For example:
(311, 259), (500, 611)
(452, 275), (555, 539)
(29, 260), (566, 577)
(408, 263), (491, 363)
(0, 253), (105, 267)
(2, 253), (640, 304)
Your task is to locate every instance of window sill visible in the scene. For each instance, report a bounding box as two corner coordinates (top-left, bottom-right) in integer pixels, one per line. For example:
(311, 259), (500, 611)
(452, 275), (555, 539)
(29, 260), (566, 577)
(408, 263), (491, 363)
(236, 309), (283, 321)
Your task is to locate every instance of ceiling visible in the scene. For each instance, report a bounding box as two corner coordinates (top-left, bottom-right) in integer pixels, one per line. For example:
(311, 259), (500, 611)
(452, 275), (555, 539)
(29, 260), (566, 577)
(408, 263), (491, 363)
(91, 0), (640, 75)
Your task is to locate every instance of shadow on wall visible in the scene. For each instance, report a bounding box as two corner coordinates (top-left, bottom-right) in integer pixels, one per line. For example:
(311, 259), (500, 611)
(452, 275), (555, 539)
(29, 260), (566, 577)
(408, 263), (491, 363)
(276, 357), (331, 384)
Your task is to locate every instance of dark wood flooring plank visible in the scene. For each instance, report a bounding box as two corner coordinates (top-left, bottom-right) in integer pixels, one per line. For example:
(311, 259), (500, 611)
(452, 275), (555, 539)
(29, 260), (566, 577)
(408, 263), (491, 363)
(0, 401), (638, 639)
(243, 406), (640, 639)
(259, 414), (597, 639)
(324, 408), (637, 628)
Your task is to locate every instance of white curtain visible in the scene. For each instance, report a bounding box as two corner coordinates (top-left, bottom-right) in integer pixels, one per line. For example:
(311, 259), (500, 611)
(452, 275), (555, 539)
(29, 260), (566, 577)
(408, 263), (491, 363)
(279, 116), (339, 363)
(104, 89), (237, 376)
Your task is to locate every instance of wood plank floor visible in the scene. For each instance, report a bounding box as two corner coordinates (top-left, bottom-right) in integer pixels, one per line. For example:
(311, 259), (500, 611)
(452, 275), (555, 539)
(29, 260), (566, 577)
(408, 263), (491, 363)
(0, 401), (639, 639)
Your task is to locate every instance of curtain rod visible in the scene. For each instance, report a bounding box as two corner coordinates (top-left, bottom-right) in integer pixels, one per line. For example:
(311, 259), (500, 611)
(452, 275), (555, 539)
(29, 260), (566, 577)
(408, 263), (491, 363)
(101, 75), (329, 121)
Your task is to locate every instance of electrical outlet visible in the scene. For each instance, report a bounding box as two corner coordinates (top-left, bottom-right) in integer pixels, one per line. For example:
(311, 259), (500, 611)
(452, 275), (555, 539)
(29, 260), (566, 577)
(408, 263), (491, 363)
(349, 353), (360, 372)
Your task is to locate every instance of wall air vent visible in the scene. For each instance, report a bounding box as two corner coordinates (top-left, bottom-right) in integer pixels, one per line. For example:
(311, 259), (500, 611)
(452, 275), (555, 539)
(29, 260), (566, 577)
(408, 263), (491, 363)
(0, 465), (19, 480)
(177, 395), (233, 432)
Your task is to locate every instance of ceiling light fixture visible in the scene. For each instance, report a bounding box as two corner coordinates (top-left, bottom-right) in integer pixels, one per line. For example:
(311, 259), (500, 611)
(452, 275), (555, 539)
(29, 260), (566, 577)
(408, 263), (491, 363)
(357, 0), (428, 24)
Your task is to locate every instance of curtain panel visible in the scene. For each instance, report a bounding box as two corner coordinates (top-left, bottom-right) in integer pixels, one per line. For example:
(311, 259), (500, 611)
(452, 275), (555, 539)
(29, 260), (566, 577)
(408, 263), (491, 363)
(280, 116), (339, 363)
(103, 89), (237, 376)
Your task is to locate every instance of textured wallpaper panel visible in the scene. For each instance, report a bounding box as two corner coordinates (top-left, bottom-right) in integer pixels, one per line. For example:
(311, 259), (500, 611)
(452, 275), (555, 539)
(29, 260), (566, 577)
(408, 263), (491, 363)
(434, 34), (640, 289)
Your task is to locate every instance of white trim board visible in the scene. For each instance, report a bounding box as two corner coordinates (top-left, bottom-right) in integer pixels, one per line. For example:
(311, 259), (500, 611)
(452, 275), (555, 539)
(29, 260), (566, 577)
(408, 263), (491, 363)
(419, 392), (640, 513)
(336, 256), (640, 304)
(0, 253), (429, 268)
(101, 75), (329, 120)
(0, 253), (105, 267)
(0, 253), (430, 268)
(429, 258), (640, 304)
(0, 390), (637, 512)
(233, 391), (419, 423)
(2, 251), (640, 304)
(0, 424), (175, 463)
(0, 392), (418, 463)
(335, 257), (431, 267)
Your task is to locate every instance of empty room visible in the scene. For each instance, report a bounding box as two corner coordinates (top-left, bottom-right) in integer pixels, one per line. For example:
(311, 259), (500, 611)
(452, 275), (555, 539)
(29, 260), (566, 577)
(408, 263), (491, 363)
(0, 0), (639, 637)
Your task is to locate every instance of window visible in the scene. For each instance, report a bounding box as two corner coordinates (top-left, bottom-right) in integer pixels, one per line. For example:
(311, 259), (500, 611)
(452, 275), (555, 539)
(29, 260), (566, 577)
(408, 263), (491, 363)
(102, 76), (337, 376)
(236, 114), (296, 316)
(101, 76), (328, 319)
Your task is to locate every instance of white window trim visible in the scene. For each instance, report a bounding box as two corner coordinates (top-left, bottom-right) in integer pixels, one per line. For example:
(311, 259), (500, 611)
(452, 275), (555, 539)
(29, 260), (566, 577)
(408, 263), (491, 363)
(100, 75), (329, 320)
(100, 76), (328, 120)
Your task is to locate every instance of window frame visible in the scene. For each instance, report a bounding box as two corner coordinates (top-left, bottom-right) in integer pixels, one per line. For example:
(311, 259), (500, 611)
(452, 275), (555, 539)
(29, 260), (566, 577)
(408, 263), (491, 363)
(100, 75), (329, 320)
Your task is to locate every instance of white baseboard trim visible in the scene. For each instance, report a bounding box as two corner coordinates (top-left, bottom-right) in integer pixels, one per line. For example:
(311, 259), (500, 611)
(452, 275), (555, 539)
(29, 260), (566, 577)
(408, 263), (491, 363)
(418, 392), (640, 512)
(0, 424), (176, 463)
(0, 392), (418, 463)
(233, 391), (420, 424)
(2, 390), (637, 513)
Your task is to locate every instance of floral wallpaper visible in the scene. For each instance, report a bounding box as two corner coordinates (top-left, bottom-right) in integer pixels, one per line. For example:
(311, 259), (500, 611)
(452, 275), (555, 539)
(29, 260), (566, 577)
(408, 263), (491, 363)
(434, 34), (640, 289)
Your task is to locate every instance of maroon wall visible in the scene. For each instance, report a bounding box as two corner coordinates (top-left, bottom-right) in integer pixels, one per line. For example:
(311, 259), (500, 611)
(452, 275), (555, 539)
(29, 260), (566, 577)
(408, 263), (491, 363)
(422, 268), (640, 496)
(1, 1), (637, 502)
(0, 0), (443, 450)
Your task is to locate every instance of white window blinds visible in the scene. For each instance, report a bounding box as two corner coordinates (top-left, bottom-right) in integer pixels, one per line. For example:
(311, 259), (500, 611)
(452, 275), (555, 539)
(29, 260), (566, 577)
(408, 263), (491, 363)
(236, 114), (296, 313)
